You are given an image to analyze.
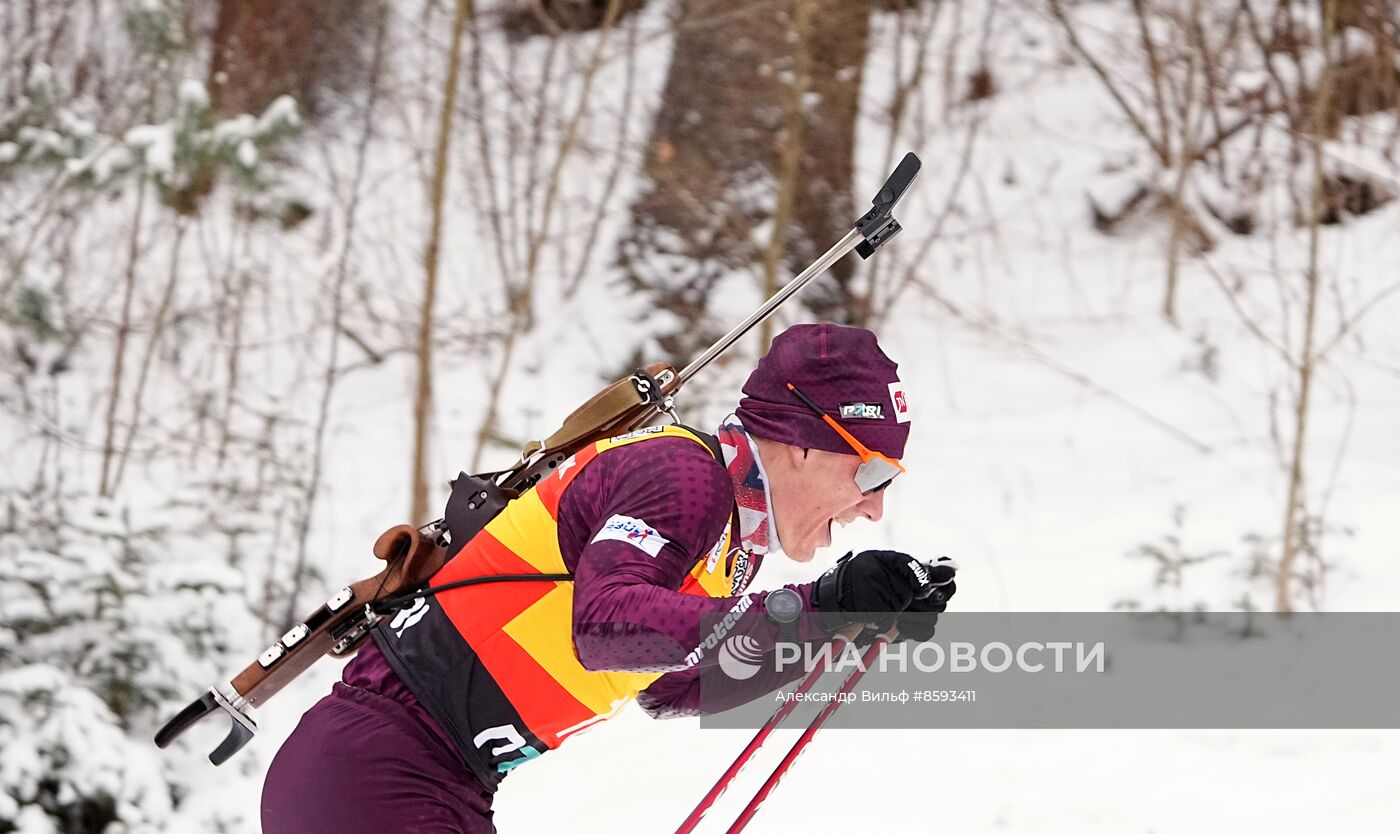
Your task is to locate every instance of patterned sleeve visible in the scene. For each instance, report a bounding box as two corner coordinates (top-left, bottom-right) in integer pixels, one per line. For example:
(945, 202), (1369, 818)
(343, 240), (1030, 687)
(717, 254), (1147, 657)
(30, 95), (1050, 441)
(566, 438), (833, 677)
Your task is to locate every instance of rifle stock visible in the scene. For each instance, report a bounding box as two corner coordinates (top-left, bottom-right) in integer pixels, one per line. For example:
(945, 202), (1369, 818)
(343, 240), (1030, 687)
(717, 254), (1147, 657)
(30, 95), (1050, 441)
(155, 525), (447, 763)
(541, 363), (678, 456)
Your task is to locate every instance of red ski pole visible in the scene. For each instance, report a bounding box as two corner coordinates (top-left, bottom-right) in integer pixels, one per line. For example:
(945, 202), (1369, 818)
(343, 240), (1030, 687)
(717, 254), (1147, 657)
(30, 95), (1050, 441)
(724, 635), (890, 834)
(674, 638), (847, 834)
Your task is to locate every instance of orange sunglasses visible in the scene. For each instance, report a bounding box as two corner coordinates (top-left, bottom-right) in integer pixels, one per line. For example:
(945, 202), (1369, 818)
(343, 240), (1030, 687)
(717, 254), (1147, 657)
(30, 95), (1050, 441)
(787, 383), (906, 495)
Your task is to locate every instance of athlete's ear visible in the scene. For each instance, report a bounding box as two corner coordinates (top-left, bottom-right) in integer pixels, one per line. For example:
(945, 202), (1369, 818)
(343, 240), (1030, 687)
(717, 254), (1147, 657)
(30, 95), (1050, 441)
(785, 442), (809, 471)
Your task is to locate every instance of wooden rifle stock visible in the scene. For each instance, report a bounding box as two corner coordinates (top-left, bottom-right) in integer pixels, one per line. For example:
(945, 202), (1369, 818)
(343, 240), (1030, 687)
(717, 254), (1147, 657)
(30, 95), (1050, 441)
(155, 525), (447, 764)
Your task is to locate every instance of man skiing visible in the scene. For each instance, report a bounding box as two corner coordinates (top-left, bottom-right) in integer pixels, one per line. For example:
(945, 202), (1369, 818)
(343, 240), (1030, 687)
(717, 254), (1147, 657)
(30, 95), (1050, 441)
(261, 322), (956, 833)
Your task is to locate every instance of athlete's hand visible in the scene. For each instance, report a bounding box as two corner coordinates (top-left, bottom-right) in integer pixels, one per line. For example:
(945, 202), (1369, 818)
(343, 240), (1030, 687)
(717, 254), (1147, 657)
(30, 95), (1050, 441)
(893, 557), (957, 643)
(813, 551), (956, 632)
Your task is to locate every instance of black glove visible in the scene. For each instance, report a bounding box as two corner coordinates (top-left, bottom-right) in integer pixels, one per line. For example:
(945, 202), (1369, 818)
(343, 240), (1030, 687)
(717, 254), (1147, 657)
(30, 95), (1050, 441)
(814, 551), (955, 632)
(894, 557), (957, 642)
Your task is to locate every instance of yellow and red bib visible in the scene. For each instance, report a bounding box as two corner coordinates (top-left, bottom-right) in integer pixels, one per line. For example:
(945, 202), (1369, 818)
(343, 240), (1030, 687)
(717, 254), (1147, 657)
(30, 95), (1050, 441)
(373, 425), (738, 789)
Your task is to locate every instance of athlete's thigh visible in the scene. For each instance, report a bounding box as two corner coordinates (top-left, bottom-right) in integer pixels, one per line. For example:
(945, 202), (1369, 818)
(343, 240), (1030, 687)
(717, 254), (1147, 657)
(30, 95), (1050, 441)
(261, 687), (493, 834)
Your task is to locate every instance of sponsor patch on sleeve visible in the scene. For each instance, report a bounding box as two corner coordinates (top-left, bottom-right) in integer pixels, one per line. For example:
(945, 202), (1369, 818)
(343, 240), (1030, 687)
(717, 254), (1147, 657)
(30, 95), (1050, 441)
(704, 521), (732, 573)
(729, 549), (755, 595)
(593, 514), (670, 557)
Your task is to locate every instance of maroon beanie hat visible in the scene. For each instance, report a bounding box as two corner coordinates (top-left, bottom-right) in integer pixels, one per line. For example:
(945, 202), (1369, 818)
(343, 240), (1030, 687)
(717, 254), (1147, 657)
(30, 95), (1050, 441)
(736, 322), (911, 460)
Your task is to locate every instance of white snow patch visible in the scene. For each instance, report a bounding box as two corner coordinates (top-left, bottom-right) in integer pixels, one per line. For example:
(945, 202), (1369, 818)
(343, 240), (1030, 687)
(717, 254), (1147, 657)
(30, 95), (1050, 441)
(178, 79), (209, 109)
(124, 124), (175, 175)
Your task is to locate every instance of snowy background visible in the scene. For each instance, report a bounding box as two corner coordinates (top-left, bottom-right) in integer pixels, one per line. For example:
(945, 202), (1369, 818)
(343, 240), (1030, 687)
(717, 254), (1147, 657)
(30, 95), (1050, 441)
(2, 0), (1398, 831)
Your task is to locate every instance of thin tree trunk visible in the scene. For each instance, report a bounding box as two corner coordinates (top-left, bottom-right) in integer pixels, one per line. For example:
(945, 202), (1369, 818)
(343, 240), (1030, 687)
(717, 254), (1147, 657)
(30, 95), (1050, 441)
(99, 182), (148, 497)
(216, 227), (251, 466)
(865, 3), (941, 325)
(467, 12), (513, 296)
(564, 11), (641, 300)
(1163, 0), (1204, 326)
(109, 220), (188, 496)
(1132, 0), (1174, 163)
(1276, 0), (1335, 614)
(411, 0), (474, 525)
(759, 0), (813, 351)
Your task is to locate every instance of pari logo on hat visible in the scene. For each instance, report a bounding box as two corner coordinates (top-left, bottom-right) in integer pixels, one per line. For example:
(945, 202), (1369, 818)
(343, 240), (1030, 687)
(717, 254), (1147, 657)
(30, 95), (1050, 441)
(839, 402), (884, 420)
(888, 381), (912, 424)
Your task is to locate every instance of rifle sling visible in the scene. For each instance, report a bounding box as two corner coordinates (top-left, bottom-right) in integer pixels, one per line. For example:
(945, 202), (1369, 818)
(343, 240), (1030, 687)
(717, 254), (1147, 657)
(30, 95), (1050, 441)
(371, 572), (575, 615)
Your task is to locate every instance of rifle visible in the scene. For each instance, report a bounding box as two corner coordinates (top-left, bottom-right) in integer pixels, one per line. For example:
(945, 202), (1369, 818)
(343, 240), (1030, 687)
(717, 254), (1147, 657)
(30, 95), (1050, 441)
(154, 152), (922, 765)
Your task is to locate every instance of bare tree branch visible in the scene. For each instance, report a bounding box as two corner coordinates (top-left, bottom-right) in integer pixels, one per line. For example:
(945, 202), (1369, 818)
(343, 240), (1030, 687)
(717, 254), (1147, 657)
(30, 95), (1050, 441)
(411, 0), (474, 525)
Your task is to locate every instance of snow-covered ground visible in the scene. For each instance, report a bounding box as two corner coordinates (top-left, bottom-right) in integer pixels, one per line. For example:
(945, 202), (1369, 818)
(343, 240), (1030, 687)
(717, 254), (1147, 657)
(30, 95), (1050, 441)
(6, 0), (1398, 831)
